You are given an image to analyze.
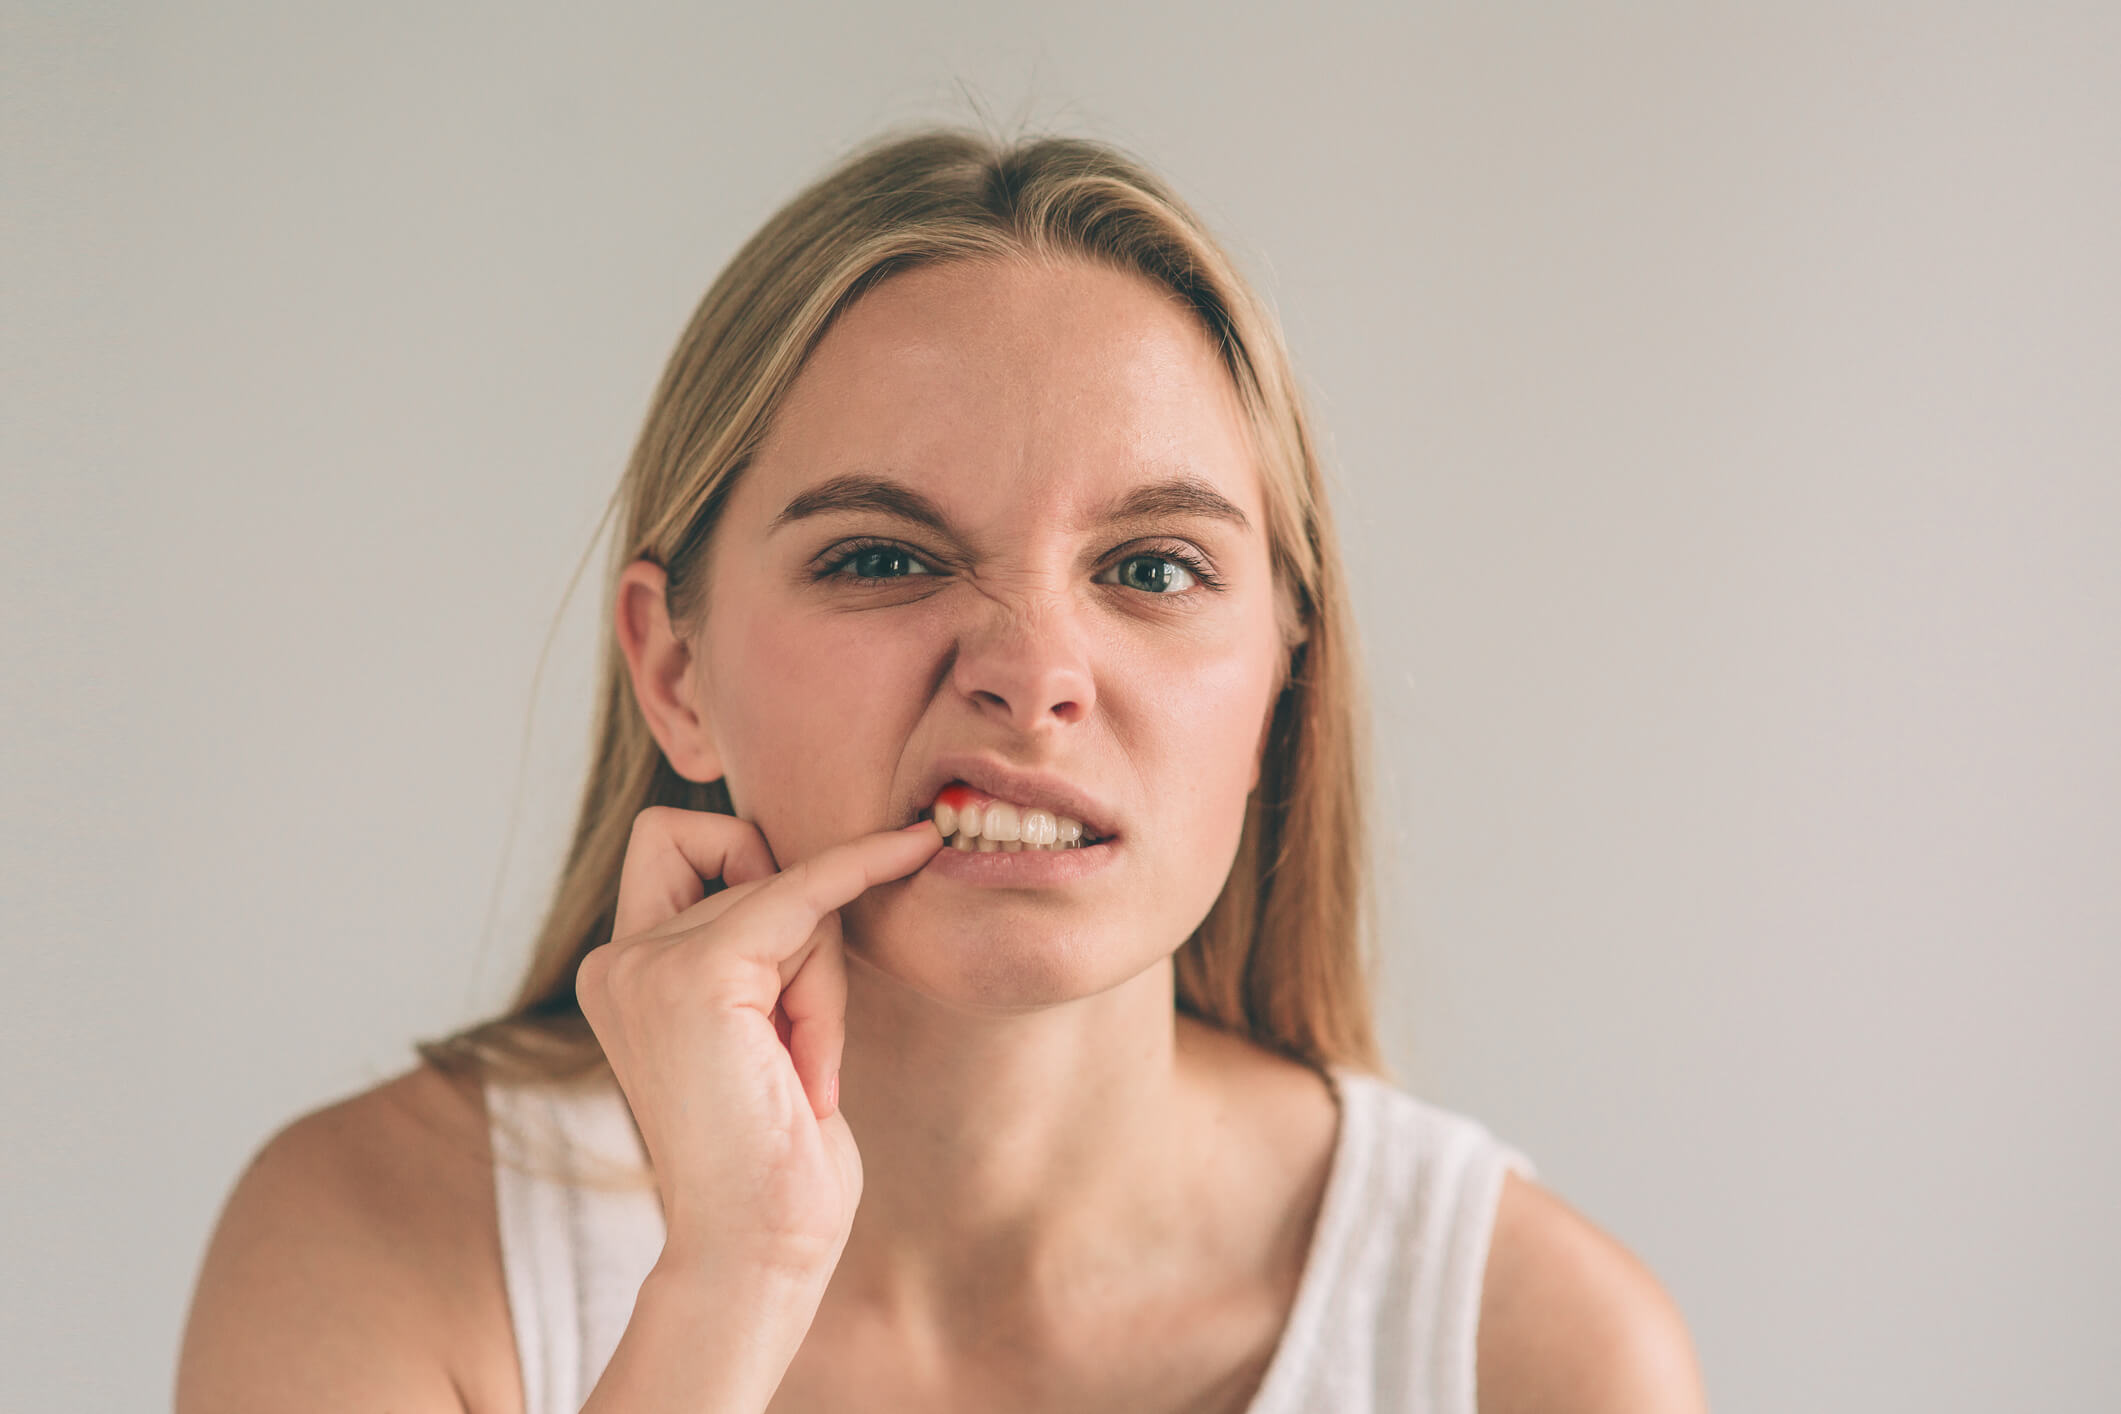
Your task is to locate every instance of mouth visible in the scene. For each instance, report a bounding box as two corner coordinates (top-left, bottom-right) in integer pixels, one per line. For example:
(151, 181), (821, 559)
(916, 781), (1117, 853)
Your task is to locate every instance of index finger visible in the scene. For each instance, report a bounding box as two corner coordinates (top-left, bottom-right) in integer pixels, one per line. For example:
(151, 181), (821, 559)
(714, 820), (942, 969)
(609, 807), (782, 942)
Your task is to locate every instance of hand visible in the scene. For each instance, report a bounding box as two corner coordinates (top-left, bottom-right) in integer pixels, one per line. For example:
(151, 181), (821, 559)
(576, 807), (942, 1281)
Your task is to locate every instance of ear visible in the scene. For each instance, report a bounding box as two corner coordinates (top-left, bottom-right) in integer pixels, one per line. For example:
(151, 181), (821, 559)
(615, 558), (725, 784)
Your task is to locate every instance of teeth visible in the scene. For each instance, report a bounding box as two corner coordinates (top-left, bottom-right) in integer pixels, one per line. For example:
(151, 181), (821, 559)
(925, 786), (1098, 851)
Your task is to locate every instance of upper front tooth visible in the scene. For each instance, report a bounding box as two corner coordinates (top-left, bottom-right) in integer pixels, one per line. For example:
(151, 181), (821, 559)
(929, 787), (1095, 845)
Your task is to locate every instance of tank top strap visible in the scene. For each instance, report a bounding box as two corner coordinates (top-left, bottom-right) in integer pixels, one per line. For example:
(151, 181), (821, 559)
(485, 1073), (662, 1414)
(1248, 1066), (1538, 1414)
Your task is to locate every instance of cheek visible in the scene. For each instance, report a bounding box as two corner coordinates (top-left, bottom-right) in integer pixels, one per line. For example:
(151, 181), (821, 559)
(721, 611), (829, 751)
(1107, 631), (1279, 940)
(1139, 633), (1278, 811)
(712, 609), (922, 837)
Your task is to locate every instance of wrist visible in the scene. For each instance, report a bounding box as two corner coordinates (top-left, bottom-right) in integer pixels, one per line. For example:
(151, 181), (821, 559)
(587, 1258), (823, 1414)
(655, 1222), (845, 1294)
(646, 1241), (830, 1304)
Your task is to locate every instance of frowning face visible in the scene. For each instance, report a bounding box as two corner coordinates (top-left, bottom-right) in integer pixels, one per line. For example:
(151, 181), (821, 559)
(680, 255), (1288, 1011)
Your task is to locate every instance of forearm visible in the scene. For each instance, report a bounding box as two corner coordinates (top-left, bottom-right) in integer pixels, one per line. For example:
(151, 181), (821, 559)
(579, 1255), (825, 1414)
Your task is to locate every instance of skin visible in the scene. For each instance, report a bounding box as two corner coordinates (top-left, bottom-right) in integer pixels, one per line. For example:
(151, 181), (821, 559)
(175, 253), (1707, 1413)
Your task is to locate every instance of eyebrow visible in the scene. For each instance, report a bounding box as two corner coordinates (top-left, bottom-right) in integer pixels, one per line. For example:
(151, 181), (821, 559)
(769, 471), (1253, 538)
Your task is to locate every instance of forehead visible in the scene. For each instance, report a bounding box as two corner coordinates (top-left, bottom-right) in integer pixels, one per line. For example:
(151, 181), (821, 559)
(737, 256), (1264, 534)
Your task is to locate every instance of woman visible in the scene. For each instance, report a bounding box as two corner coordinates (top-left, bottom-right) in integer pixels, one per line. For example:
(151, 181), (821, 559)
(178, 129), (1706, 1413)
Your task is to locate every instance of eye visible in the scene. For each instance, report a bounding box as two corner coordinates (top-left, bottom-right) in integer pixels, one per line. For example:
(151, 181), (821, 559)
(813, 538), (1223, 596)
(817, 539), (936, 583)
(1095, 546), (1217, 595)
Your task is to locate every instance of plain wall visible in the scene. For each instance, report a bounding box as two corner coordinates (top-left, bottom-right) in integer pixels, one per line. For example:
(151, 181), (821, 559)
(7, 3), (2117, 1409)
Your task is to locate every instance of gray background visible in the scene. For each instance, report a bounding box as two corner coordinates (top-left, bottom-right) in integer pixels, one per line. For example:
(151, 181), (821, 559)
(8, 3), (2117, 1410)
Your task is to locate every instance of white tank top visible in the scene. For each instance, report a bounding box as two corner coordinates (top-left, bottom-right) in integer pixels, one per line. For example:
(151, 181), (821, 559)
(486, 1065), (1536, 1414)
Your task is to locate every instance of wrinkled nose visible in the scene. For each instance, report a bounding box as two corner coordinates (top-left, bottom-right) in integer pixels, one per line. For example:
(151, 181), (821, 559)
(948, 598), (1094, 733)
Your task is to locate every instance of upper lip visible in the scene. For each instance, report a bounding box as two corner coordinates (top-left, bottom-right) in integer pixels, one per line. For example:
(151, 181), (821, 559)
(914, 755), (1122, 840)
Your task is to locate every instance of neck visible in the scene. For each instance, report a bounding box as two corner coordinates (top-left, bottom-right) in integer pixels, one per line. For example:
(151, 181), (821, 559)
(829, 952), (1206, 1335)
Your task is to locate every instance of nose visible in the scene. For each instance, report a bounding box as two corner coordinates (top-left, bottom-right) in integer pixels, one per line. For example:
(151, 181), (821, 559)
(948, 594), (1095, 733)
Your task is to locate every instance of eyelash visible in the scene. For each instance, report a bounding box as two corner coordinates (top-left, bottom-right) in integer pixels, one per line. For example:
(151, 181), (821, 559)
(813, 537), (1225, 595)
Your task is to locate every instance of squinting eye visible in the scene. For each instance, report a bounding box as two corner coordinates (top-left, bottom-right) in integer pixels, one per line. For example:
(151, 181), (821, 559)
(1097, 554), (1201, 595)
(817, 538), (1221, 596)
(827, 544), (934, 581)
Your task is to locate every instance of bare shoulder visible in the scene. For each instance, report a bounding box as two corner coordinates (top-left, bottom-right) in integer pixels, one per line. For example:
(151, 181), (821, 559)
(1476, 1171), (1708, 1414)
(176, 1062), (522, 1414)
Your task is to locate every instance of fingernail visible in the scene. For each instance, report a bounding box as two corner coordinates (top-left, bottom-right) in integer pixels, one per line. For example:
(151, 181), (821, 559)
(826, 1071), (840, 1112)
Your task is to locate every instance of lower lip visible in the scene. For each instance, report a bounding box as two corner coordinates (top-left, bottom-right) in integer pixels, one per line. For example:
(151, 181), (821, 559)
(918, 836), (1121, 885)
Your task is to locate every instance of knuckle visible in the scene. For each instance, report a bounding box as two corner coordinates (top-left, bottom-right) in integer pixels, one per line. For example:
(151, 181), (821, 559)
(604, 939), (648, 988)
(575, 943), (611, 994)
(695, 963), (759, 1014)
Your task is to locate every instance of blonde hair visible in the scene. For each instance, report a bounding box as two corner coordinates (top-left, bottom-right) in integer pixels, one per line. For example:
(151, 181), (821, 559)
(419, 126), (1384, 1088)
